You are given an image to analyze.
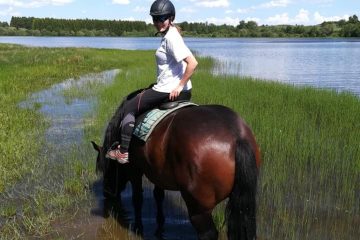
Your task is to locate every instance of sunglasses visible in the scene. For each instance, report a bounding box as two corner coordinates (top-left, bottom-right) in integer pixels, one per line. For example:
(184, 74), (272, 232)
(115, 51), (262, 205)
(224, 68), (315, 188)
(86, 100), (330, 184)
(152, 15), (170, 23)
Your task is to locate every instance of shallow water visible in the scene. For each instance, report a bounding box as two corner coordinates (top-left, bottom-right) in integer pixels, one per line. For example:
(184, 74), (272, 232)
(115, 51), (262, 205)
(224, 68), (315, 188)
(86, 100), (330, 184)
(18, 69), (197, 239)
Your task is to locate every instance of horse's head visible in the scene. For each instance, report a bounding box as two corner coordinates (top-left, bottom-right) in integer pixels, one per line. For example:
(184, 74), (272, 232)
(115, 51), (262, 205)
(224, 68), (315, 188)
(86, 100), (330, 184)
(91, 141), (106, 174)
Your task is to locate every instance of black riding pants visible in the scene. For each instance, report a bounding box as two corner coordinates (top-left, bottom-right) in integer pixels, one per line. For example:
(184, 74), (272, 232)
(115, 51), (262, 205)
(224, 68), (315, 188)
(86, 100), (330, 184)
(119, 88), (191, 152)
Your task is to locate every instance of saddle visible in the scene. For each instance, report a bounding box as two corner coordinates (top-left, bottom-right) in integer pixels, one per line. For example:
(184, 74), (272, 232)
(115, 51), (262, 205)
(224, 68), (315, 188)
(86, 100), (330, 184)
(133, 101), (198, 142)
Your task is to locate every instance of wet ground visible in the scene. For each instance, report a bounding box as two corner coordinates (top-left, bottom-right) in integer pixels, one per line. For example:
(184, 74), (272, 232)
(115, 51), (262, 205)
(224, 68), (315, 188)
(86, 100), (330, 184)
(20, 70), (197, 239)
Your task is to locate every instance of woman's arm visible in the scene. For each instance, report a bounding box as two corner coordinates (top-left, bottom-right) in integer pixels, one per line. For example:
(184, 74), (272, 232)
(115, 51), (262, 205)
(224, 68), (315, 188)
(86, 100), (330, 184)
(169, 54), (198, 101)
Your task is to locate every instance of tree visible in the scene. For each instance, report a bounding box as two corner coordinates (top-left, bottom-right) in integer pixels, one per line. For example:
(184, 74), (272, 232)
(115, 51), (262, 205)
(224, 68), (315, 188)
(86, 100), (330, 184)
(0, 21), (9, 27)
(348, 15), (359, 23)
(320, 22), (335, 36)
(246, 21), (258, 30)
(237, 20), (247, 29)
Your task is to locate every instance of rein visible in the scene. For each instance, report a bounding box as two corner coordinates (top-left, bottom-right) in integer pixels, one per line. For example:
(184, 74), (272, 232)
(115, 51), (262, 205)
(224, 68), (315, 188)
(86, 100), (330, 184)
(137, 90), (145, 112)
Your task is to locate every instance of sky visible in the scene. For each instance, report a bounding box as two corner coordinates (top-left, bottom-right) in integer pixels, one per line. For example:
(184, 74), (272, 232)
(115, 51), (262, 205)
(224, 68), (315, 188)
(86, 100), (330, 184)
(0, 0), (359, 26)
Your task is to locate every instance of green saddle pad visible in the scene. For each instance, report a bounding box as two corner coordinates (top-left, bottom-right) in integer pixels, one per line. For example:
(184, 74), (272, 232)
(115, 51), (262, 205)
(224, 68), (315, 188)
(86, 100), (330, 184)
(133, 102), (197, 142)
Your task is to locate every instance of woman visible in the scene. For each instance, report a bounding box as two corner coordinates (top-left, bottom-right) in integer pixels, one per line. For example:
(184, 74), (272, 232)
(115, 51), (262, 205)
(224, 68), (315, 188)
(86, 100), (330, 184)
(106, 0), (198, 164)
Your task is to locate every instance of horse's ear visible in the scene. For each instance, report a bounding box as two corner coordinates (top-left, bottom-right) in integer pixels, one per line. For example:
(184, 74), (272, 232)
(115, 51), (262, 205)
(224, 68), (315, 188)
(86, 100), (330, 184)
(91, 141), (101, 152)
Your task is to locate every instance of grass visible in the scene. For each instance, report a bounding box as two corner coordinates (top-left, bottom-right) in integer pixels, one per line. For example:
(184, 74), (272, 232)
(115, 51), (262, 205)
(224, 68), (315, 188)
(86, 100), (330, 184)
(0, 43), (153, 239)
(88, 53), (359, 239)
(1, 43), (359, 239)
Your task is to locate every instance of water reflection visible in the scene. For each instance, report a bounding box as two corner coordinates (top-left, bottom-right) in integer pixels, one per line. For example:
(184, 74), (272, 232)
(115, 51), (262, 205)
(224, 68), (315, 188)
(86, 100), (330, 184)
(199, 40), (360, 96)
(20, 70), (120, 154)
(1, 37), (359, 96)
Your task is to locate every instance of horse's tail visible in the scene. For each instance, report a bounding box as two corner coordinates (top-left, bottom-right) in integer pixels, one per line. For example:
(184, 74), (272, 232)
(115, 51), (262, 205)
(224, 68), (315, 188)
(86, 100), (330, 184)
(226, 138), (258, 240)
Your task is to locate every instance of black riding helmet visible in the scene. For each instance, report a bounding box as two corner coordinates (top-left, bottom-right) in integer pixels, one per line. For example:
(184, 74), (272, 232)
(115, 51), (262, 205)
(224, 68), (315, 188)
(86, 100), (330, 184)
(150, 0), (175, 19)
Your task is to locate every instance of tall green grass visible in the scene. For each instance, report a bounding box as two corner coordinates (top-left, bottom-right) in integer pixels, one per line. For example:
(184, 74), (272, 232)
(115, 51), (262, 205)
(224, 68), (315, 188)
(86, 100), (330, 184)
(1, 43), (359, 239)
(88, 54), (359, 239)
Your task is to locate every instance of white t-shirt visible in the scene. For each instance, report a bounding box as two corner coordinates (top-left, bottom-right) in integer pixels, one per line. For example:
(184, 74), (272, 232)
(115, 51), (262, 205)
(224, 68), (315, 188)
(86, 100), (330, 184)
(152, 26), (193, 93)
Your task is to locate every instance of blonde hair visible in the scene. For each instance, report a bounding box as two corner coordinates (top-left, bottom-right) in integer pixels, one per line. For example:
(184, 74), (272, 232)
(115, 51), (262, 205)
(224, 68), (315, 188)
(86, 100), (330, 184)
(170, 20), (182, 35)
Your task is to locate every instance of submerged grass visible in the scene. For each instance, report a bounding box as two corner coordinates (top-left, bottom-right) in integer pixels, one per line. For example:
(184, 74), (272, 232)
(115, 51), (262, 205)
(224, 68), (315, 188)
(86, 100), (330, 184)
(0, 43), (359, 239)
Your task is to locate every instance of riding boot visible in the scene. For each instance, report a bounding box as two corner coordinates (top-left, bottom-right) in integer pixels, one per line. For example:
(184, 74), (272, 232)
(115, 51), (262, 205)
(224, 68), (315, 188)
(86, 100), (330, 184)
(120, 114), (135, 152)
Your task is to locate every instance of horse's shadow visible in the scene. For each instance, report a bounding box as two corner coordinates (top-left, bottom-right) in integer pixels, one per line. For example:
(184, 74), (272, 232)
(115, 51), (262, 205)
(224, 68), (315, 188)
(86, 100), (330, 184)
(90, 178), (197, 240)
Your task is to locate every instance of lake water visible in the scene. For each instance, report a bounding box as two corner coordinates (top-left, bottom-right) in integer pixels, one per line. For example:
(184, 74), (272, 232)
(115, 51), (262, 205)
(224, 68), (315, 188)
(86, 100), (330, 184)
(1, 36), (360, 97)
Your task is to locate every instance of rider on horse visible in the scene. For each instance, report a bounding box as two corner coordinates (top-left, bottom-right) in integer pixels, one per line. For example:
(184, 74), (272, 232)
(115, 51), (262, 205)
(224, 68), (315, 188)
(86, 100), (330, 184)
(106, 0), (198, 164)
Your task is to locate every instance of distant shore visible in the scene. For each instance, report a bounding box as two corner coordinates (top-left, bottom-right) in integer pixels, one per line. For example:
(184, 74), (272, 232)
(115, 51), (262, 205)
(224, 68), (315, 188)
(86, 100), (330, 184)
(1, 14), (360, 38)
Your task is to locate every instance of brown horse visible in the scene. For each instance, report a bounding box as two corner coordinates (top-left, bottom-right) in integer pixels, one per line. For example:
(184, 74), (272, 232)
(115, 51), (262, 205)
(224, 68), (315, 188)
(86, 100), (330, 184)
(92, 104), (261, 240)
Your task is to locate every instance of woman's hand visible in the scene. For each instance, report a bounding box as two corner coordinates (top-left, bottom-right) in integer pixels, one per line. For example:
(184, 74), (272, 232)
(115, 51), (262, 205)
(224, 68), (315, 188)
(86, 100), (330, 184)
(169, 55), (198, 101)
(169, 84), (184, 101)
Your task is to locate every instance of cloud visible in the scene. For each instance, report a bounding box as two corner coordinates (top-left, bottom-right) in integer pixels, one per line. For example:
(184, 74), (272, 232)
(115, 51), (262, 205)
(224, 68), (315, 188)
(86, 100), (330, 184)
(266, 9), (310, 25)
(294, 8), (310, 23)
(266, 13), (290, 25)
(0, 0), (73, 8)
(236, 0), (290, 14)
(133, 6), (147, 13)
(206, 16), (240, 26)
(301, 0), (333, 4)
(237, 8), (249, 14)
(50, 0), (73, 5)
(204, 16), (260, 26)
(260, 0), (291, 8)
(112, 0), (130, 5)
(264, 9), (349, 25)
(180, 7), (197, 14)
(313, 12), (349, 24)
(0, 6), (20, 17)
(190, 0), (229, 8)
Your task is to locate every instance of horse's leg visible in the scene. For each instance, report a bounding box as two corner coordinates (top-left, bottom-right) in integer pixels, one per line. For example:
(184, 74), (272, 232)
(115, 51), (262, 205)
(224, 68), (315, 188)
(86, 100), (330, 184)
(189, 211), (218, 240)
(181, 192), (218, 240)
(153, 186), (165, 236)
(130, 173), (143, 235)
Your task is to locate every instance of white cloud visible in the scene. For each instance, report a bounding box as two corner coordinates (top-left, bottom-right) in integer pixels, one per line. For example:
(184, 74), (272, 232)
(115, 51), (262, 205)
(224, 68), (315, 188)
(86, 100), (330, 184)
(260, 0), (291, 8)
(266, 13), (290, 24)
(266, 9), (310, 25)
(237, 8), (249, 14)
(133, 6), (147, 13)
(0, 6), (20, 17)
(206, 16), (240, 26)
(313, 12), (349, 24)
(235, 0), (290, 15)
(180, 7), (196, 14)
(205, 16), (261, 26)
(50, 0), (73, 5)
(294, 8), (310, 23)
(0, 0), (73, 8)
(190, 0), (229, 8)
(301, 0), (333, 4)
(264, 9), (349, 25)
(112, 0), (130, 5)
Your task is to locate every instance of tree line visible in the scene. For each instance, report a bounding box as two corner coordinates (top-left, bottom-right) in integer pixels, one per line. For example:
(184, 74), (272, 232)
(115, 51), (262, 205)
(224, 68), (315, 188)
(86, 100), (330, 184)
(1, 15), (360, 37)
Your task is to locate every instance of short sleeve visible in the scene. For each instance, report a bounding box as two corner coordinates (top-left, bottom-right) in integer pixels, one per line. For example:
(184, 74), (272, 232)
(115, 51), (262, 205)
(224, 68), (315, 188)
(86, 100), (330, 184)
(165, 29), (192, 63)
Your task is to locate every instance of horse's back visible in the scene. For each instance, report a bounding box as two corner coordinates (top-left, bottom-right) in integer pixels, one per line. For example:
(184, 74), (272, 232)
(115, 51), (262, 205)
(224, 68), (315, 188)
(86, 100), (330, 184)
(140, 105), (247, 208)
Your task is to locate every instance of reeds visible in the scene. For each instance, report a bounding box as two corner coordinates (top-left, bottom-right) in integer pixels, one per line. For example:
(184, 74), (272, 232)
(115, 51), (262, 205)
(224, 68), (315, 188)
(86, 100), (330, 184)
(1, 43), (359, 239)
